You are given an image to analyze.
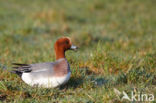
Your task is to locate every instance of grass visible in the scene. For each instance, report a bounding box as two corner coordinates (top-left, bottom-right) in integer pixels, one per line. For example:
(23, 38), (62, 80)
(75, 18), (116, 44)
(0, 0), (155, 102)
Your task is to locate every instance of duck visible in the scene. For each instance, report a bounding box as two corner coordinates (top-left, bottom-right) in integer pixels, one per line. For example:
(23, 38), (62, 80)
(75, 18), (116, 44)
(11, 37), (78, 88)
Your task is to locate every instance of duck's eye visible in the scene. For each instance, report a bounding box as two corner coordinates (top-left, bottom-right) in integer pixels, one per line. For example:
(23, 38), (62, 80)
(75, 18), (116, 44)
(65, 41), (69, 44)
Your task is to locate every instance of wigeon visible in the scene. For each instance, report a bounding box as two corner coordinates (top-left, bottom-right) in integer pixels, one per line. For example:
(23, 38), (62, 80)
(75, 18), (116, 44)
(12, 37), (78, 88)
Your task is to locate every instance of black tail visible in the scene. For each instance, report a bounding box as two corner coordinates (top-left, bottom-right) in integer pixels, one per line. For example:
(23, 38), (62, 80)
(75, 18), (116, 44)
(12, 63), (29, 66)
(11, 63), (31, 77)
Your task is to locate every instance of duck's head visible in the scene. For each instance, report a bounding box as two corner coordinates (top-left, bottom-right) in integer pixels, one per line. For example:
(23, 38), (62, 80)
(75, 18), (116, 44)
(54, 37), (78, 60)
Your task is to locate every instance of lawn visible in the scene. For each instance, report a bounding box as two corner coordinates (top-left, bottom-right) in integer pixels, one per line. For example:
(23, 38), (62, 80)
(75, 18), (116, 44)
(0, 0), (155, 102)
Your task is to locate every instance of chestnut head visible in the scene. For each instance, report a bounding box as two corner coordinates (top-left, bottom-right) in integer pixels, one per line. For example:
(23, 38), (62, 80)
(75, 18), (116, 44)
(54, 37), (78, 52)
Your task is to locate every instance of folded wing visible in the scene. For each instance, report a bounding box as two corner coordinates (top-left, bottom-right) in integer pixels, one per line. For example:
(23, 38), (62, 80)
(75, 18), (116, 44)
(12, 62), (54, 77)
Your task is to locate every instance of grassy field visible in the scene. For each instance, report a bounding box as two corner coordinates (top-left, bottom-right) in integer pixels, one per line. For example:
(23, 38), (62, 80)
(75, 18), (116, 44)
(0, 0), (155, 102)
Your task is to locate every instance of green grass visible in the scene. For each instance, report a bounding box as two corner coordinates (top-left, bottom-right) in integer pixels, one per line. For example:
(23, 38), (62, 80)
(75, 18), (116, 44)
(0, 0), (155, 102)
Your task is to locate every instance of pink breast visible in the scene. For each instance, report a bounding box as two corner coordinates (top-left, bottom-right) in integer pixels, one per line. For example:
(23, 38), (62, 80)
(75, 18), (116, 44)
(53, 59), (70, 77)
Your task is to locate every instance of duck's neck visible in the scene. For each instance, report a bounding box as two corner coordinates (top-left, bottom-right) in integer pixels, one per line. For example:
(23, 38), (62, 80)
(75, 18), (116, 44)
(55, 48), (65, 60)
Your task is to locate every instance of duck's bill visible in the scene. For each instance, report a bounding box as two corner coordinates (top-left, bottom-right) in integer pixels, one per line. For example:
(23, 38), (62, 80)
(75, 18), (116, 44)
(70, 45), (78, 51)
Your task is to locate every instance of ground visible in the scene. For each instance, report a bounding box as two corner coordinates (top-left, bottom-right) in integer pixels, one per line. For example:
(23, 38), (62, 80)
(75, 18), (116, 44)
(0, 0), (155, 103)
